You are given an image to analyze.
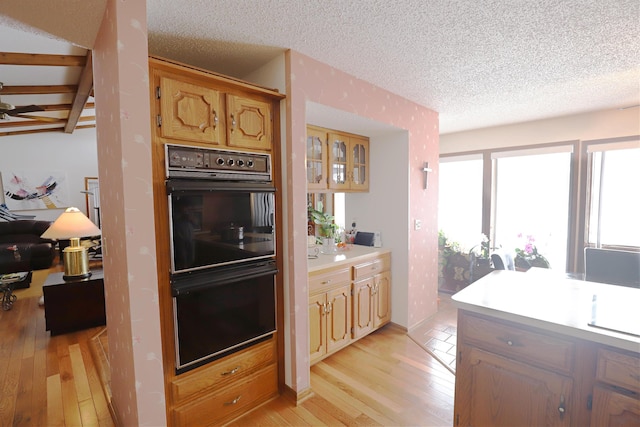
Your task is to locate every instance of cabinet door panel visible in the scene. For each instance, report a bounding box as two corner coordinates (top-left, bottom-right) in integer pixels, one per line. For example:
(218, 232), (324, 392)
(374, 271), (391, 328)
(353, 279), (374, 339)
(591, 385), (640, 427)
(309, 293), (326, 363)
(306, 127), (328, 191)
(328, 133), (349, 190)
(326, 285), (351, 354)
(227, 95), (272, 151)
(160, 76), (222, 144)
(456, 346), (572, 427)
(350, 136), (369, 191)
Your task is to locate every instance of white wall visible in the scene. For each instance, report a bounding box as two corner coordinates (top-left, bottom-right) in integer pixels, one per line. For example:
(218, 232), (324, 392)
(440, 107), (640, 152)
(347, 130), (409, 326)
(0, 128), (98, 221)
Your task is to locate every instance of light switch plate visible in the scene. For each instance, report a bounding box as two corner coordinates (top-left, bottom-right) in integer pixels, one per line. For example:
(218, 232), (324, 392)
(414, 219), (422, 230)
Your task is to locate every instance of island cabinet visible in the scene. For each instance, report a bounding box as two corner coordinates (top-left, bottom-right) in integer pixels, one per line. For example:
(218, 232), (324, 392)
(150, 55), (278, 152)
(452, 271), (640, 427)
(590, 348), (640, 426)
(305, 125), (369, 192)
(309, 250), (391, 365)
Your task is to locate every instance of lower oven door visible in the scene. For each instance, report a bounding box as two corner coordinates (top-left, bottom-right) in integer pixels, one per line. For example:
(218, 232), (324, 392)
(171, 261), (277, 374)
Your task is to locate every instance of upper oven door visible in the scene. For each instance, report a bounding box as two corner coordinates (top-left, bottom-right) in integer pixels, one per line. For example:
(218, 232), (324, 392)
(167, 179), (276, 274)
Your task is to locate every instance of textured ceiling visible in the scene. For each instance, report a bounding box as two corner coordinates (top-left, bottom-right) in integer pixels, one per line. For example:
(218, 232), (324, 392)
(147, 0), (640, 134)
(0, 1), (637, 136)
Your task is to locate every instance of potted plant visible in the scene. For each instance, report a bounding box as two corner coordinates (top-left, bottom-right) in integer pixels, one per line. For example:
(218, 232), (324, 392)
(514, 233), (550, 270)
(308, 203), (339, 253)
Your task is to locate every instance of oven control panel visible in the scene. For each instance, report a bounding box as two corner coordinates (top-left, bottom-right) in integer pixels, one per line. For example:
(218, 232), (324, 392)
(166, 144), (271, 181)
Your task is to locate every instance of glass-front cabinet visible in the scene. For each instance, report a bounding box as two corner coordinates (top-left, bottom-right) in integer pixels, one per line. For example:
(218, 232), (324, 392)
(306, 126), (328, 191)
(327, 132), (369, 192)
(306, 125), (369, 192)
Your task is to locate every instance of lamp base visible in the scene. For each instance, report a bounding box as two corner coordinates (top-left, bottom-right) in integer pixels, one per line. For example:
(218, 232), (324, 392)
(62, 238), (91, 281)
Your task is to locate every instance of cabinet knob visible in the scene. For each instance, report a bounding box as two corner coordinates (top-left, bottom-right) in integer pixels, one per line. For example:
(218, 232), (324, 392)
(224, 395), (242, 406)
(230, 113), (236, 130)
(507, 340), (513, 346)
(213, 111), (218, 128)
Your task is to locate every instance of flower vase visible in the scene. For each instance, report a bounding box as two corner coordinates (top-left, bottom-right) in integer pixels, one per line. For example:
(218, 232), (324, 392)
(320, 237), (336, 254)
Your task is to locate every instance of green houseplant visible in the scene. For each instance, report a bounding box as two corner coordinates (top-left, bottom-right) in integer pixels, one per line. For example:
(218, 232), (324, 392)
(308, 203), (338, 242)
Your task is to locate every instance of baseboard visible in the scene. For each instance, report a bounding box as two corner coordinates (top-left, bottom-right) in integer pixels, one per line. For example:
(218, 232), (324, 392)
(281, 384), (315, 406)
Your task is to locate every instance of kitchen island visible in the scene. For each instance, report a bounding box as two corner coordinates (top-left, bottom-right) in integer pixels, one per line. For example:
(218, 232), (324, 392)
(451, 270), (640, 426)
(308, 245), (391, 364)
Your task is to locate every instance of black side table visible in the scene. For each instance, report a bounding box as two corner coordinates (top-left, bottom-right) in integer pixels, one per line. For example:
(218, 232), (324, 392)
(43, 269), (106, 335)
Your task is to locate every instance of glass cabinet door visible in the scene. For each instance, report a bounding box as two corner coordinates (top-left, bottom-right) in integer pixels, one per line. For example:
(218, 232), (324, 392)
(306, 127), (328, 191)
(328, 133), (349, 190)
(350, 136), (368, 190)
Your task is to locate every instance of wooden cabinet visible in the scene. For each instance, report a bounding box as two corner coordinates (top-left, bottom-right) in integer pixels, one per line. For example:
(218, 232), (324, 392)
(308, 284), (352, 365)
(352, 254), (391, 339)
(171, 339), (278, 426)
(455, 310), (640, 427)
(309, 251), (391, 364)
(158, 75), (224, 145)
(305, 125), (369, 192)
(151, 56), (279, 152)
(149, 55), (284, 426)
(306, 125), (328, 192)
(328, 132), (369, 191)
(226, 94), (272, 151)
(590, 348), (640, 426)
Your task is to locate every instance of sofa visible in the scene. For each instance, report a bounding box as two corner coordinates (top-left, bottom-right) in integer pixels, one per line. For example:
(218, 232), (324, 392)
(0, 220), (56, 275)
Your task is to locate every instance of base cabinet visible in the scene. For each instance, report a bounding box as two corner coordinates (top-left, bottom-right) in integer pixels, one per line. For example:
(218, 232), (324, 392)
(170, 338), (278, 426)
(454, 310), (640, 427)
(309, 251), (391, 365)
(309, 284), (352, 364)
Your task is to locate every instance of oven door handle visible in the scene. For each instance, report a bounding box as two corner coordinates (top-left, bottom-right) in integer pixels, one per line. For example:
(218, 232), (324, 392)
(171, 262), (278, 296)
(166, 179), (275, 194)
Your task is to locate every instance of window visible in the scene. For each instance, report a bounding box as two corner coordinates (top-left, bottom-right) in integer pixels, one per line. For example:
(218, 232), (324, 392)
(586, 141), (640, 249)
(492, 147), (573, 270)
(438, 155), (483, 249)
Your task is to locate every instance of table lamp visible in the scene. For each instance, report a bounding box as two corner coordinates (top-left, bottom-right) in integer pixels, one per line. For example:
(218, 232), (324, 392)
(41, 207), (101, 280)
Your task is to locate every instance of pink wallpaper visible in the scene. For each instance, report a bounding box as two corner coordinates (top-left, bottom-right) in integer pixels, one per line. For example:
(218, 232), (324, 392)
(285, 51), (440, 392)
(93, 1), (166, 426)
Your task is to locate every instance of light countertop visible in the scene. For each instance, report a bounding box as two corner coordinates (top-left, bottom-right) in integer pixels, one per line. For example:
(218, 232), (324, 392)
(307, 244), (390, 273)
(452, 269), (640, 353)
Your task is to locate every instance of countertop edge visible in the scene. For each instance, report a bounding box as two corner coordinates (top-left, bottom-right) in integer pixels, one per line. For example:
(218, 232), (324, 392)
(307, 245), (391, 273)
(451, 270), (640, 354)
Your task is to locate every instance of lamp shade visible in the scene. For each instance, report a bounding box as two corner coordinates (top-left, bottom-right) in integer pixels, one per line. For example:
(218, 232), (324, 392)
(41, 207), (101, 240)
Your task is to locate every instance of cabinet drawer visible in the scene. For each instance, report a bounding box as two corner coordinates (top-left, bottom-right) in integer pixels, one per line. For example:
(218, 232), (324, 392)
(460, 313), (575, 374)
(596, 348), (640, 393)
(171, 338), (276, 403)
(309, 267), (351, 293)
(353, 254), (390, 280)
(173, 363), (278, 426)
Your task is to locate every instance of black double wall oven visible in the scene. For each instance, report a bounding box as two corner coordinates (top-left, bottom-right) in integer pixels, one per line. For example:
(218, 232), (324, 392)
(165, 144), (277, 374)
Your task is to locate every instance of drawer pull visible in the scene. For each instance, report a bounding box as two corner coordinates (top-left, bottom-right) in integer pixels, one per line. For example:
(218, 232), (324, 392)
(224, 395), (242, 406)
(221, 366), (240, 376)
(321, 279), (331, 284)
(558, 395), (566, 420)
(498, 336), (521, 347)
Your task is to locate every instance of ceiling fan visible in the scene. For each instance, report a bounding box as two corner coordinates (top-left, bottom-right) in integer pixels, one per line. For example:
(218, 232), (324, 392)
(0, 82), (48, 121)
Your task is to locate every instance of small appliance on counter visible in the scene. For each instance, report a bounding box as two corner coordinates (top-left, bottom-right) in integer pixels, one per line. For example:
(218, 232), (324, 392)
(354, 231), (375, 247)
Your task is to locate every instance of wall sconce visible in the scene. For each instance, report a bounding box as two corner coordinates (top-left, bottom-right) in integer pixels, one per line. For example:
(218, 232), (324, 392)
(421, 162), (433, 190)
(41, 207), (101, 280)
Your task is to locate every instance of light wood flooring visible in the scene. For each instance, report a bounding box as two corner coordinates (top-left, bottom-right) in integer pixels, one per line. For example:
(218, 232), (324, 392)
(0, 268), (114, 427)
(2, 266), (456, 426)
